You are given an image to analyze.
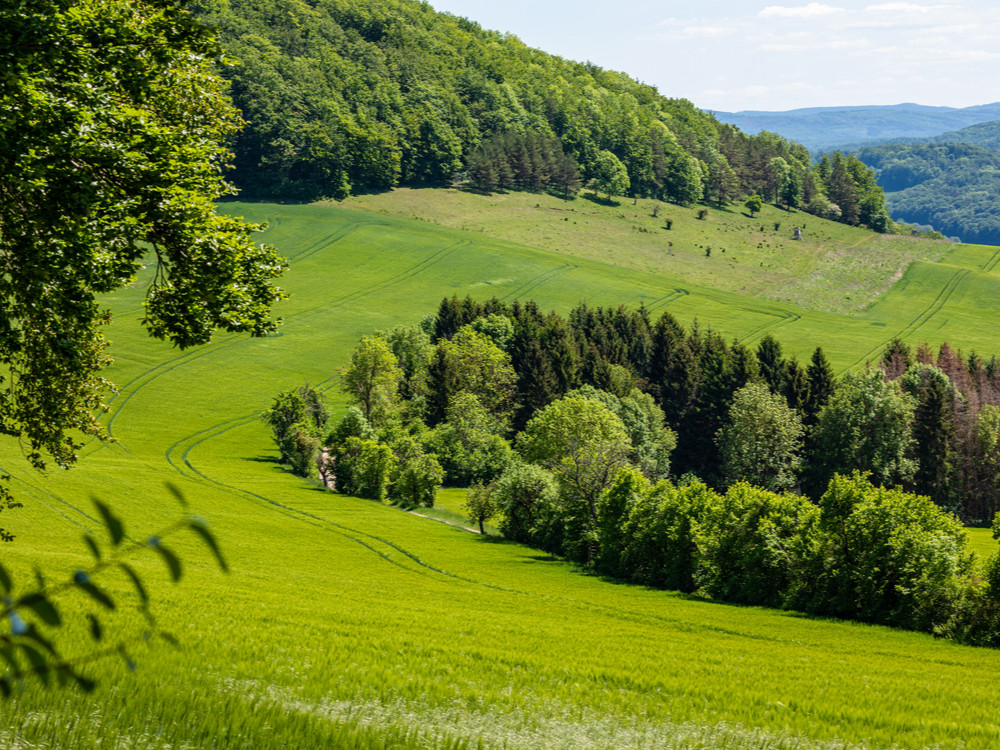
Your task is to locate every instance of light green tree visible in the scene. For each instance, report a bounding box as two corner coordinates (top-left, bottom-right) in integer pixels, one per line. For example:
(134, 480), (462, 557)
(716, 382), (804, 493)
(518, 395), (632, 523)
(462, 482), (499, 534)
(339, 336), (403, 425)
(807, 371), (916, 494)
(591, 150), (631, 200)
(493, 462), (559, 544)
(744, 194), (764, 217)
(432, 327), (516, 424)
(395, 453), (445, 508)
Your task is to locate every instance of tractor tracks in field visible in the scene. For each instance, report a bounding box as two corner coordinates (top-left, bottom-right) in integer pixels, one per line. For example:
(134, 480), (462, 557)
(499, 263), (577, 302)
(163, 417), (520, 591)
(165, 420), (813, 646)
(100, 240), (469, 455)
(980, 247), (1000, 274)
(737, 310), (802, 347)
(839, 268), (969, 375)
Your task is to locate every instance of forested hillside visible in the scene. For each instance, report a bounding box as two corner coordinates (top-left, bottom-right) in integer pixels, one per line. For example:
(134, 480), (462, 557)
(191, 0), (887, 230)
(854, 136), (1000, 244)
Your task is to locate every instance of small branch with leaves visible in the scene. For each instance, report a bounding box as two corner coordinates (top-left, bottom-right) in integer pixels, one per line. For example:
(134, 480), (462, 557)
(0, 483), (227, 697)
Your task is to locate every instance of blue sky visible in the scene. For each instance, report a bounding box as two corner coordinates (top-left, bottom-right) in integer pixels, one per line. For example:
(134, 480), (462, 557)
(427, 1), (1000, 112)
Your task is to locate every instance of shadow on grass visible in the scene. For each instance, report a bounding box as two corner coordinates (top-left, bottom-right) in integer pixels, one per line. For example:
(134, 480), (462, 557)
(581, 192), (620, 207)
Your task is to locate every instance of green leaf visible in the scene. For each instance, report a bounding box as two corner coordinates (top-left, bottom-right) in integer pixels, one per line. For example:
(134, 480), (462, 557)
(0, 646), (19, 675)
(19, 644), (48, 686)
(55, 665), (71, 688)
(73, 672), (96, 693)
(18, 594), (61, 627)
(82, 534), (102, 562)
(93, 499), (125, 546)
(151, 543), (182, 582)
(165, 482), (189, 509)
(87, 614), (102, 642)
(117, 562), (148, 606)
(188, 518), (228, 572)
(73, 578), (116, 611)
(119, 645), (136, 673)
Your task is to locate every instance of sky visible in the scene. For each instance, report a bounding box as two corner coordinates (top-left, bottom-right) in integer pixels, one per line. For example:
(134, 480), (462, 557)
(426, 1), (1000, 112)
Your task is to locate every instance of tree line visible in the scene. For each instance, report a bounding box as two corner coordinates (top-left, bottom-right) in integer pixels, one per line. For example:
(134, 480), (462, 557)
(264, 296), (1000, 646)
(191, 0), (892, 230)
(268, 296), (1000, 520)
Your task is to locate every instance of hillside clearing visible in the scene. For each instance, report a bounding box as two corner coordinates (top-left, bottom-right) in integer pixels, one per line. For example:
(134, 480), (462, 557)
(339, 188), (952, 315)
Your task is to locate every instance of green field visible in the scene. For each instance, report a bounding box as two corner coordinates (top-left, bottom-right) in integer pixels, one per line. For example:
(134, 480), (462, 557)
(4, 199), (1000, 748)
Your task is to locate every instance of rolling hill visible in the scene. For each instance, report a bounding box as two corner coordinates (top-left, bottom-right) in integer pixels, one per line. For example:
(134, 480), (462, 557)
(5, 197), (1000, 748)
(712, 102), (1000, 152)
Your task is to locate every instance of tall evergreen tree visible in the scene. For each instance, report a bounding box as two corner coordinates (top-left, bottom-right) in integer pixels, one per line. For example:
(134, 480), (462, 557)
(756, 334), (786, 395)
(804, 347), (836, 426)
(912, 375), (955, 509)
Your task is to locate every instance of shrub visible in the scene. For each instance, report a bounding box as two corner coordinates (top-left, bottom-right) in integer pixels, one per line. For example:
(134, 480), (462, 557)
(337, 437), (398, 501)
(493, 462), (560, 547)
(793, 472), (971, 630)
(694, 483), (819, 608)
(395, 453), (444, 507)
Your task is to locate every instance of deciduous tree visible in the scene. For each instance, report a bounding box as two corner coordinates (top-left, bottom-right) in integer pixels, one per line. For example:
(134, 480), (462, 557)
(717, 382), (804, 492)
(339, 336), (402, 425)
(0, 0), (287, 537)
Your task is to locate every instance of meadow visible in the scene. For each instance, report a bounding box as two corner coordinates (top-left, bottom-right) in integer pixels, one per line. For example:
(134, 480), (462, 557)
(3, 196), (1000, 748)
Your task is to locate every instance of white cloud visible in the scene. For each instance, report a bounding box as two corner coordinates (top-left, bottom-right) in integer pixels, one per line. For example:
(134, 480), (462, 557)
(759, 38), (871, 52)
(758, 3), (846, 19)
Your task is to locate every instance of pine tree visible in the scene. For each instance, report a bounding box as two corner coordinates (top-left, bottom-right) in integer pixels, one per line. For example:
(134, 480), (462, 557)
(756, 334), (786, 395)
(804, 347), (836, 426)
(912, 376), (955, 510)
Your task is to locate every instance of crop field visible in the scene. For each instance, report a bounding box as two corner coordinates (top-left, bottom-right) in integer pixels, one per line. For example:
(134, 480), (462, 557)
(3, 199), (1000, 748)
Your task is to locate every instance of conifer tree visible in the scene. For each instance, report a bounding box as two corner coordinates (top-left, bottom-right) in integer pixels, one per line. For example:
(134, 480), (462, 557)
(756, 334), (786, 395)
(804, 347), (836, 426)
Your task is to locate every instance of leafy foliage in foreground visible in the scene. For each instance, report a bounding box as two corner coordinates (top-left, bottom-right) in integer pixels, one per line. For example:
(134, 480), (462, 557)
(0, 0), (287, 537)
(0, 488), (226, 696)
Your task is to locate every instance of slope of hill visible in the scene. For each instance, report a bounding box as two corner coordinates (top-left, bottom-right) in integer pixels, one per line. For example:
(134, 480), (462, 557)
(713, 103), (1000, 152)
(6, 200), (1000, 748)
(339, 188), (946, 316)
(930, 119), (1000, 149)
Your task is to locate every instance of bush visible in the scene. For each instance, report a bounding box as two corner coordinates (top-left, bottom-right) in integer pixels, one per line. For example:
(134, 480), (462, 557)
(617, 479), (717, 592)
(395, 453), (444, 507)
(493, 462), (559, 546)
(694, 483), (819, 608)
(792, 472), (972, 630)
(337, 437), (398, 501)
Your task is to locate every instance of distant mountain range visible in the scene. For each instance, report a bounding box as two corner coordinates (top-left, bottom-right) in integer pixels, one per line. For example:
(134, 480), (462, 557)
(712, 103), (1000, 152)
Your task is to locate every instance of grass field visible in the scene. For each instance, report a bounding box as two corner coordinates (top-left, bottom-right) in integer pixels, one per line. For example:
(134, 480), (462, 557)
(3, 197), (1000, 748)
